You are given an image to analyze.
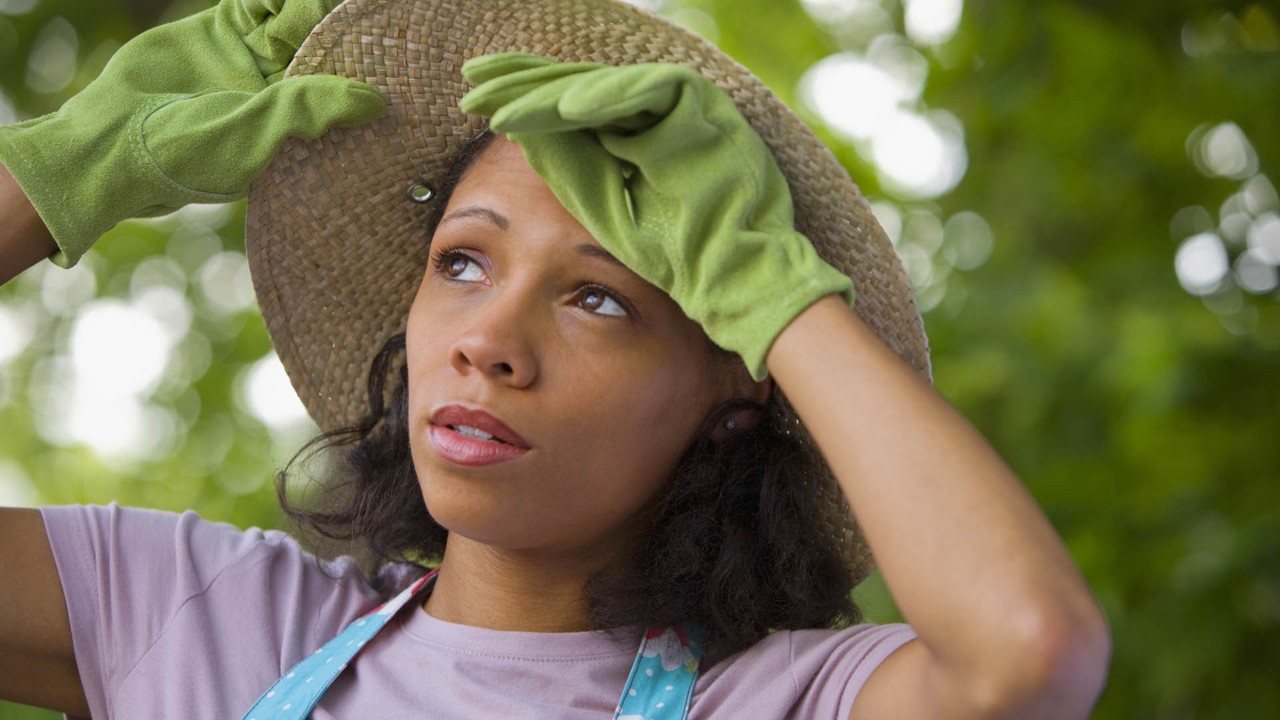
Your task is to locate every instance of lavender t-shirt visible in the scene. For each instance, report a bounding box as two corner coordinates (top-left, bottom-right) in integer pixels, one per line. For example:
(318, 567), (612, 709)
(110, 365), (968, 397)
(40, 503), (915, 719)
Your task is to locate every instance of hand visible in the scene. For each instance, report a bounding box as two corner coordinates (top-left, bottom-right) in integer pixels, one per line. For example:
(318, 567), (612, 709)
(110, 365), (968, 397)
(0, 0), (385, 268)
(460, 53), (853, 380)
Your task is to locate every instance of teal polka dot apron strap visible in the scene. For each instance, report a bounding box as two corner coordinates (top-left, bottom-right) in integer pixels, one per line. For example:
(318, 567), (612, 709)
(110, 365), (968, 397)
(612, 621), (706, 720)
(238, 568), (439, 720)
(238, 567), (703, 720)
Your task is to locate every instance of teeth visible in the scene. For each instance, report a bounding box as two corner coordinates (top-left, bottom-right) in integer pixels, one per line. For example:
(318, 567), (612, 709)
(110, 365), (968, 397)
(452, 425), (498, 442)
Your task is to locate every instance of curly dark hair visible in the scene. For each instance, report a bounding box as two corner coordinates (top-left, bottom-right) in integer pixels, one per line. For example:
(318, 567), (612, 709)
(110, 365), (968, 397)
(276, 129), (860, 659)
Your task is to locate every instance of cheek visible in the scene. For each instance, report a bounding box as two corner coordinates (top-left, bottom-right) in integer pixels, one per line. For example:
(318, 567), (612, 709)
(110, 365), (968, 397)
(567, 350), (715, 487)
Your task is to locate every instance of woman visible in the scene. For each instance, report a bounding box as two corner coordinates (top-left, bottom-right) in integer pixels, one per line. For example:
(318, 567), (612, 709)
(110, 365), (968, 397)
(0, 0), (1111, 718)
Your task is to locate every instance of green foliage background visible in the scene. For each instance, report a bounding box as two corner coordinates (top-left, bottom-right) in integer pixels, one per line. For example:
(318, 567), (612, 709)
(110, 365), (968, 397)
(1, 0), (1277, 717)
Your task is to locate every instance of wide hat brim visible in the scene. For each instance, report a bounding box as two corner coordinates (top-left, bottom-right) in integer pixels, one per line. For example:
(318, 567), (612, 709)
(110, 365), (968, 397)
(245, 0), (931, 584)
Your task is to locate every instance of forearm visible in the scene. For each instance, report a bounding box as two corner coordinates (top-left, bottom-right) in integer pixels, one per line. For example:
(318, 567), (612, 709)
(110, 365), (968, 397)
(0, 161), (57, 286)
(766, 295), (1109, 713)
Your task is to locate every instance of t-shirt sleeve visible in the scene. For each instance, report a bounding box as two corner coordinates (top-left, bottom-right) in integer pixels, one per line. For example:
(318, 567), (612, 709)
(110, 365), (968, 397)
(790, 624), (917, 719)
(39, 503), (381, 720)
(694, 622), (916, 720)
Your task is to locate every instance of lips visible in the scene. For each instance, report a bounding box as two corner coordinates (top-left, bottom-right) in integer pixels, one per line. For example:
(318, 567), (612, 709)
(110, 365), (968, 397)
(429, 405), (530, 448)
(427, 405), (531, 467)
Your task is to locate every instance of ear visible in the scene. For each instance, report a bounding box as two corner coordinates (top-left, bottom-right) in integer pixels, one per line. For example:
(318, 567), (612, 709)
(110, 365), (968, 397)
(708, 358), (774, 442)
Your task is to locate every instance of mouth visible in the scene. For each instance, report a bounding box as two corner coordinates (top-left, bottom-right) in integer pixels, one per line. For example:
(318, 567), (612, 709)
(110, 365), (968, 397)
(429, 404), (530, 448)
(427, 404), (531, 466)
(448, 424), (511, 445)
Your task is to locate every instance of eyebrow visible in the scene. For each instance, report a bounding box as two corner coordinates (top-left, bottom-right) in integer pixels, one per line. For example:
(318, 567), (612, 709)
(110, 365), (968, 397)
(440, 206), (509, 231)
(440, 206), (626, 269)
(575, 244), (627, 269)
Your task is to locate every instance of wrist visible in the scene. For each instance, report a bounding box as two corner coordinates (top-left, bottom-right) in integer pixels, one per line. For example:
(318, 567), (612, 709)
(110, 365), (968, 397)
(0, 157), (57, 284)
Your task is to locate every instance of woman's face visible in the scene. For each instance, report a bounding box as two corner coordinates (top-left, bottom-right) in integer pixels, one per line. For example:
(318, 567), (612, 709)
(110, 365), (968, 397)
(405, 138), (741, 563)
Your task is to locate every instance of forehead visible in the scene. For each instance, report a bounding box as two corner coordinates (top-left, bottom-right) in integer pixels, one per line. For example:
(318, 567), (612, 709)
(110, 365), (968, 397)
(454, 138), (555, 203)
(442, 137), (619, 261)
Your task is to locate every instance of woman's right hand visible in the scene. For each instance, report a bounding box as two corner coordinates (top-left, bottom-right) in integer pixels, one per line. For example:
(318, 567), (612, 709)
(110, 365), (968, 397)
(0, 0), (385, 271)
(459, 53), (854, 382)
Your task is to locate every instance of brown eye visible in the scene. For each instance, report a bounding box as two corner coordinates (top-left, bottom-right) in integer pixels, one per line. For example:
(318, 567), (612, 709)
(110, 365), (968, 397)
(578, 286), (628, 317)
(432, 250), (485, 282)
(445, 256), (469, 277)
(581, 288), (604, 309)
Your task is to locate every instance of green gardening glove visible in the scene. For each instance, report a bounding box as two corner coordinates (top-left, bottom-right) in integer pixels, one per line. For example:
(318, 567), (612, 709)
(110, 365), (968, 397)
(459, 53), (854, 380)
(0, 0), (385, 268)
(460, 53), (849, 379)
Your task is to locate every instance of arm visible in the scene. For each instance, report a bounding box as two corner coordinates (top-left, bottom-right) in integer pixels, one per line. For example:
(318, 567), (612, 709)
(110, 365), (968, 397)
(0, 162), (57, 286)
(451, 57), (1111, 714)
(0, 0), (383, 710)
(0, 508), (88, 716)
(766, 295), (1111, 720)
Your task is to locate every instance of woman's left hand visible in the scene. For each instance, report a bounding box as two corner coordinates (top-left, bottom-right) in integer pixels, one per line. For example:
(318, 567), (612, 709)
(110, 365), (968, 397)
(460, 52), (852, 380)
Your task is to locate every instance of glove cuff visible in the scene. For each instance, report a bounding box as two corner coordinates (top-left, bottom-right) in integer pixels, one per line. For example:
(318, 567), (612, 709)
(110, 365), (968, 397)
(0, 118), (100, 268)
(0, 101), (237, 268)
(690, 230), (855, 381)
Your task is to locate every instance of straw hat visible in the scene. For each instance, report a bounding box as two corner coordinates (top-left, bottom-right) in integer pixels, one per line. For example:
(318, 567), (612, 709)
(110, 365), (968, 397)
(245, 0), (931, 585)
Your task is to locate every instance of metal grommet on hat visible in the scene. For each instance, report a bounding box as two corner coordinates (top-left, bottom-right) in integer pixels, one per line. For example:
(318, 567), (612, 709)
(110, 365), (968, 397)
(244, 0), (931, 586)
(406, 181), (435, 203)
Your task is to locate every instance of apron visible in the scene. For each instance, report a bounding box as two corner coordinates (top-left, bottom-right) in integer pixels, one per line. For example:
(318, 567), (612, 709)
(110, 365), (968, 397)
(239, 569), (704, 720)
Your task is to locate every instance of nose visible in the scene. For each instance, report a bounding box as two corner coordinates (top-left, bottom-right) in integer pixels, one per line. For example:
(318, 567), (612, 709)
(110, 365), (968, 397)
(448, 289), (539, 388)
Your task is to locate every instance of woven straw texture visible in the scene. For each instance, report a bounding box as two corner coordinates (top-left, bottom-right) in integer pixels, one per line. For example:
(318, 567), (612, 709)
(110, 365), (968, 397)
(245, 0), (932, 585)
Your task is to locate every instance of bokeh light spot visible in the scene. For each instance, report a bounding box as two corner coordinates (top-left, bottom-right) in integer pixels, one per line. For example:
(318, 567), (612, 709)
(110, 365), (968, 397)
(904, 0), (963, 46)
(871, 109), (967, 198)
(870, 200), (903, 245)
(197, 251), (256, 315)
(1191, 122), (1259, 180)
(1175, 232), (1230, 295)
(903, 209), (945, 254)
(667, 7), (719, 43)
(0, 302), (32, 365)
(25, 16), (78, 95)
(943, 211), (995, 271)
(0, 89), (15, 125)
(1235, 249), (1279, 295)
(801, 0), (868, 24)
(1246, 212), (1280, 264)
(0, 460), (36, 507)
(240, 352), (310, 431)
(802, 53), (907, 140)
(70, 300), (169, 396)
(40, 259), (97, 316)
(0, 0), (39, 16)
(1241, 174), (1278, 215)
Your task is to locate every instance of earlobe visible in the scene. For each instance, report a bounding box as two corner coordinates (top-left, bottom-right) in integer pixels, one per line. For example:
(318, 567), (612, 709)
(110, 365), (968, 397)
(709, 361), (774, 442)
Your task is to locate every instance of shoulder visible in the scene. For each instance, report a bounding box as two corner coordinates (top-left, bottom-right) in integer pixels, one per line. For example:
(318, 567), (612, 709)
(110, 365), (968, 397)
(39, 502), (405, 632)
(38, 503), (418, 719)
(692, 624), (916, 720)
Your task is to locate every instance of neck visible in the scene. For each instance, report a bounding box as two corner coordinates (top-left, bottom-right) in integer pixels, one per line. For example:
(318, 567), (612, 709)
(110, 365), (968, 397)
(422, 533), (624, 633)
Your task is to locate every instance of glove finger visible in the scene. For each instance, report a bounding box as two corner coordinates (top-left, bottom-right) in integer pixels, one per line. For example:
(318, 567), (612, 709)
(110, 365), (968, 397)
(597, 69), (781, 205)
(144, 76), (384, 195)
(483, 65), (664, 135)
(461, 52), (560, 86)
(254, 75), (386, 134)
(461, 60), (605, 119)
(219, 0), (337, 81)
(555, 63), (701, 126)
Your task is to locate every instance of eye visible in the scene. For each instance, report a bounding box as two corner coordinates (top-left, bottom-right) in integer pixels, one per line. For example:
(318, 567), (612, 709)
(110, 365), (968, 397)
(577, 285), (629, 318)
(432, 249), (486, 283)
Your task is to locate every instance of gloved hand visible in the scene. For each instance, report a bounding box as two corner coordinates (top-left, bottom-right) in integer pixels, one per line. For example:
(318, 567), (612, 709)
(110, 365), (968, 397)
(459, 53), (854, 380)
(0, 0), (385, 268)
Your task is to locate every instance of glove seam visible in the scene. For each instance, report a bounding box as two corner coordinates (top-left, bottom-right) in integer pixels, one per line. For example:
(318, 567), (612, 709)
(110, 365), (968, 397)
(130, 94), (245, 203)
